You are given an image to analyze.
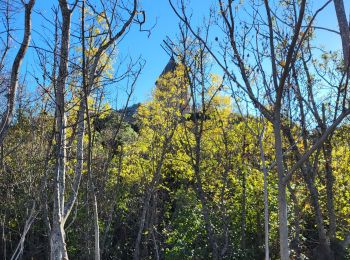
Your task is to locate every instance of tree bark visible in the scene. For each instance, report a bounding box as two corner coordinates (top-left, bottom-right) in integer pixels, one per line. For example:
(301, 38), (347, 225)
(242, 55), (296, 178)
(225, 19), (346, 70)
(50, 223), (68, 260)
(287, 185), (301, 260)
(50, 1), (72, 259)
(240, 169), (247, 251)
(282, 124), (333, 258)
(259, 131), (270, 260)
(324, 140), (336, 240)
(92, 192), (100, 260)
(273, 117), (289, 260)
(333, 0), (350, 67)
(10, 202), (37, 260)
(305, 175), (333, 259)
(0, 0), (35, 145)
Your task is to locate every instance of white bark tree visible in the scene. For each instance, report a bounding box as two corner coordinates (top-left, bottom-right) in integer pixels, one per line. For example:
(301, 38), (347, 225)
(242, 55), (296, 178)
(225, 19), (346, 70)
(0, 0), (36, 145)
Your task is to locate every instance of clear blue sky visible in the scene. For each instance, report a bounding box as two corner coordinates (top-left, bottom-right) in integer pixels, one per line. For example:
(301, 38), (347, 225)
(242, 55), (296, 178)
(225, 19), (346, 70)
(119, 0), (346, 105)
(116, 0), (214, 105)
(8, 0), (348, 107)
(116, 0), (347, 106)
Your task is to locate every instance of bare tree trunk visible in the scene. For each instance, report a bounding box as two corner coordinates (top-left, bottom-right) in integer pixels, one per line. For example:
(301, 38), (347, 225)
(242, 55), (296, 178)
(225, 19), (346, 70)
(151, 228), (160, 260)
(240, 137), (247, 252)
(134, 187), (152, 260)
(1, 215), (6, 260)
(92, 192), (100, 260)
(86, 73), (101, 260)
(1, 144), (3, 171)
(80, 1), (100, 258)
(284, 124), (333, 258)
(287, 185), (301, 260)
(259, 131), (270, 260)
(332, 4), (349, 242)
(333, 0), (350, 67)
(305, 175), (333, 259)
(273, 118), (289, 260)
(147, 193), (160, 260)
(50, 1), (73, 259)
(240, 169), (246, 252)
(51, 108), (69, 260)
(50, 223), (68, 260)
(323, 140), (336, 240)
(0, 0), (35, 145)
(10, 202), (37, 260)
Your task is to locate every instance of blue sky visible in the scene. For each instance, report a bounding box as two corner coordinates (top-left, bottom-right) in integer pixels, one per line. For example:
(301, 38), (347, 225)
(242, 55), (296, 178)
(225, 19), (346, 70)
(118, 0), (346, 104)
(116, 0), (214, 105)
(6, 0), (349, 107)
(22, 0), (213, 107)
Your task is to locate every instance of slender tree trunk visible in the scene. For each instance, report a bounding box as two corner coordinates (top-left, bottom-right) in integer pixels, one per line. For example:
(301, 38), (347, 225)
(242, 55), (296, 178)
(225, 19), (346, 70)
(91, 192), (100, 260)
(287, 185), (301, 260)
(323, 140), (336, 239)
(0, 0), (35, 145)
(50, 1), (72, 259)
(134, 188), (152, 260)
(284, 128), (333, 257)
(273, 118), (289, 260)
(333, 0), (350, 67)
(240, 136), (247, 252)
(150, 194), (160, 260)
(289, 77), (334, 257)
(1, 144), (3, 171)
(305, 175), (333, 259)
(51, 115), (68, 260)
(240, 170), (247, 251)
(80, 1), (100, 258)
(1, 215), (6, 260)
(151, 228), (160, 260)
(10, 203), (37, 260)
(146, 193), (159, 259)
(259, 132), (270, 260)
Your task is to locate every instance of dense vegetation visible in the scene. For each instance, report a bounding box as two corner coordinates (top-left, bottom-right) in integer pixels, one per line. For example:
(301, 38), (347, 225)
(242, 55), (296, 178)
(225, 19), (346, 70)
(0, 0), (350, 259)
